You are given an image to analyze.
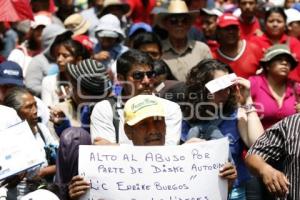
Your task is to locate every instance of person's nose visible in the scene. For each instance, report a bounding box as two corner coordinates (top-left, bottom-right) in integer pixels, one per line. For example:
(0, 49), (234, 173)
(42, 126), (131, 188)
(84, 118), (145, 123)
(142, 74), (151, 85)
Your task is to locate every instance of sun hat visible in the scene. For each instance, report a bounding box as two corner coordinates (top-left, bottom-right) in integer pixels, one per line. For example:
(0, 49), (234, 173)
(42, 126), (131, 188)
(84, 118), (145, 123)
(64, 13), (91, 36)
(128, 22), (153, 37)
(66, 59), (112, 96)
(30, 14), (52, 29)
(95, 14), (125, 39)
(260, 44), (298, 68)
(0, 61), (24, 86)
(285, 8), (300, 25)
(217, 13), (239, 28)
(41, 24), (68, 53)
(100, 0), (130, 16)
(201, 8), (223, 17)
(124, 95), (165, 126)
(157, 0), (199, 28)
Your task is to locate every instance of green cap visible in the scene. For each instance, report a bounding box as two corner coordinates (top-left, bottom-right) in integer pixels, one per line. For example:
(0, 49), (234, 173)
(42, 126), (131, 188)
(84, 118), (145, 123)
(260, 44), (298, 68)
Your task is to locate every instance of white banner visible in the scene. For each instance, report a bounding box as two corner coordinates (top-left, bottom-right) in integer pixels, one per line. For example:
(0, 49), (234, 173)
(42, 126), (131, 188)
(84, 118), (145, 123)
(79, 138), (229, 200)
(0, 121), (44, 180)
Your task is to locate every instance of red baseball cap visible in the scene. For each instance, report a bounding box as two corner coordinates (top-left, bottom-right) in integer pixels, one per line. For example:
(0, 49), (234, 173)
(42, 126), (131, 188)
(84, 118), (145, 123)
(73, 35), (94, 53)
(217, 13), (239, 28)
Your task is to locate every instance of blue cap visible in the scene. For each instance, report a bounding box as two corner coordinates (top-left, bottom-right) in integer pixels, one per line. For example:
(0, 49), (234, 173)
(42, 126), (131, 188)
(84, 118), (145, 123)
(293, 3), (300, 12)
(0, 61), (24, 86)
(128, 22), (152, 37)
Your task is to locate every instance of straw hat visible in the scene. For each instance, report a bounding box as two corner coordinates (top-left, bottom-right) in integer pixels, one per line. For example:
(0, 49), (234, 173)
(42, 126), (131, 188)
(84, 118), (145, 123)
(157, 0), (199, 28)
(100, 0), (130, 16)
(64, 13), (90, 36)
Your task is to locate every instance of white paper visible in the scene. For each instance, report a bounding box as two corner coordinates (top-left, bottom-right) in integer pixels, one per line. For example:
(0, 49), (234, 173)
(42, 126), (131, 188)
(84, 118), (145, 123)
(205, 73), (237, 94)
(0, 121), (45, 180)
(79, 138), (229, 200)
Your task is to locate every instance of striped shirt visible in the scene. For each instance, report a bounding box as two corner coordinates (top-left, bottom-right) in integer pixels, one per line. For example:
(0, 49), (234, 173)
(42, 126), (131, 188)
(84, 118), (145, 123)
(248, 113), (300, 200)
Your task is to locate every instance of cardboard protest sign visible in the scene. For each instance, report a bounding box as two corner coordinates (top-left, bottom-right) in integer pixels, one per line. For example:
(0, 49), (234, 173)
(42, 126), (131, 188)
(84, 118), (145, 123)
(0, 121), (44, 180)
(79, 138), (229, 200)
(205, 73), (237, 94)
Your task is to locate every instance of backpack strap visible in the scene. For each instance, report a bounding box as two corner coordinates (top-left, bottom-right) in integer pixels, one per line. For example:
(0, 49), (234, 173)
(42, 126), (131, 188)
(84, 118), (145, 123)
(36, 124), (46, 145)
(106, 96), (120, 143)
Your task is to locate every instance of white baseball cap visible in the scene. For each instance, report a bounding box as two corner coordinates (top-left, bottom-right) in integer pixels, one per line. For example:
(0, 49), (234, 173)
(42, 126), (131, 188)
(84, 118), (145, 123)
(30, 14), (52, 29)
(285, 8), (300, 25)
(201, 8), (223, 17)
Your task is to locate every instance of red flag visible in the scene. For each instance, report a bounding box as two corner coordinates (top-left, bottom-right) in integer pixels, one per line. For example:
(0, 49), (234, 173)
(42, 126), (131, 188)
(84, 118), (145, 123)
(0, 0), (34, 22)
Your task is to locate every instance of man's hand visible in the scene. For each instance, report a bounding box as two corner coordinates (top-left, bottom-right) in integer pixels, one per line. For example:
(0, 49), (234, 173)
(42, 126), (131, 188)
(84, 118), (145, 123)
(219, 162), (237, 181)
(93, 137), (116, 145)
(260, 164), (290, 197)
(68, 176), (90, 200)
(49, 107), (66, 125)
(93, 51), (110, 61)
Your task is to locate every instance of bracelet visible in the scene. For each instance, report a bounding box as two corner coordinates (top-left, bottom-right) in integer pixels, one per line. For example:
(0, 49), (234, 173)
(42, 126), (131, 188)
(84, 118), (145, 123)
(240, 104), (256, 113)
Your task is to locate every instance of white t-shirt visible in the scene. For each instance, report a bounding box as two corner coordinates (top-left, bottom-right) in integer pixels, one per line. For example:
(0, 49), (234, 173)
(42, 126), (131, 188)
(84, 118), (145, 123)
(90, 96), (182, 145)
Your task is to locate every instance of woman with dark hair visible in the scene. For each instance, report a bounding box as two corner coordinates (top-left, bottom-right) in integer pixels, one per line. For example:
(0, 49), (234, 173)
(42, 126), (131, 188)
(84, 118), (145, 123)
(249, 44), (300, 129)
(185, 59), (264, 200)
(250, 6), (300, 82)
(55, 127), (91, 200)
(42, 37), (91, 106)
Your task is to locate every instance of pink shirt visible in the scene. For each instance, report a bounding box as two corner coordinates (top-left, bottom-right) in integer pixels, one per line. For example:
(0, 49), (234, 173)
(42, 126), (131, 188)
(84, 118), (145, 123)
(249, 75), (296, 129)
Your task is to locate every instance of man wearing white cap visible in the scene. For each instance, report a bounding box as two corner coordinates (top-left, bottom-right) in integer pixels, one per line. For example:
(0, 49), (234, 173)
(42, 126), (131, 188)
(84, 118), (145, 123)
(8, 14), (52, 77)
(285, 8), (300, 40)
(200, 8), (223, 52)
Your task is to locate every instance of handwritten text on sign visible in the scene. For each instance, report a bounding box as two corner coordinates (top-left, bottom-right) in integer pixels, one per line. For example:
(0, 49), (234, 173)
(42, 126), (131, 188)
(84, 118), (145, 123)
(79, 138), (229, 200)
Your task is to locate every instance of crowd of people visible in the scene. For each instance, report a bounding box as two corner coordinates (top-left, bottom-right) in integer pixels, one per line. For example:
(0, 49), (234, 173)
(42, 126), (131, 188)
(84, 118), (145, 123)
(1, 0), (300, 199)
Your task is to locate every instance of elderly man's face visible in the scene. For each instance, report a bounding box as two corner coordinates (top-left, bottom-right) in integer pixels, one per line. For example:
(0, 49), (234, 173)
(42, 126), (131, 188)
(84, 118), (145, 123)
(164, 14), (192, 39)
(125, 117), (166, 146)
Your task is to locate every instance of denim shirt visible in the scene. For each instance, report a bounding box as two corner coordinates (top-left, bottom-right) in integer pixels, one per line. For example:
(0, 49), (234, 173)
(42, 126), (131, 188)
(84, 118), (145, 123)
(218, 111), (251, 187)
(186, 111), (251, 187)
(94, 43), (128, 69)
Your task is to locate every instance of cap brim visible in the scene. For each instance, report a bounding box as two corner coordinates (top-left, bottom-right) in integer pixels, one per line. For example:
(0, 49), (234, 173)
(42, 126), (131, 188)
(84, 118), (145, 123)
(260, 53), (298, 68)
(0, 78), (24, 86)
(157, 11), (199, 28)
(73, 21), (91, 36)
(127, 113), (165, 126)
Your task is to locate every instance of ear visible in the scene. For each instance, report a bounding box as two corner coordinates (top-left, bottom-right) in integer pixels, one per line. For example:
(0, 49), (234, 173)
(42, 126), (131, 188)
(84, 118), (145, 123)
(124, 124), (133, 140)
(117, 73), (125, 82)
(76, 56), (83, 63)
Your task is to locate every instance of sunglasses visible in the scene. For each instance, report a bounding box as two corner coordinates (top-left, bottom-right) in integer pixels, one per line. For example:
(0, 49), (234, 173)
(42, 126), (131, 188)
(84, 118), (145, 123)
(168, 15), (190, 25)
(132, 71), (156, 80)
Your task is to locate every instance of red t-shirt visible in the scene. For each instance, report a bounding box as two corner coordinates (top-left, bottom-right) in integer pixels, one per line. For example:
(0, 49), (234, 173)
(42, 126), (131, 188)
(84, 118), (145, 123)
(212, 40), (261, 78)
(239, 17), (261, 41)
(250, 34), (300, 82)
(127, 0), (156, 24)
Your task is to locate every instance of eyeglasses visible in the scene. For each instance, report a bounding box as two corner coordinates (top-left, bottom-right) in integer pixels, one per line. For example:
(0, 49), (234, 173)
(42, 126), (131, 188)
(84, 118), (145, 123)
(168, 15), (190, 25)
(132, 71), (156, 80)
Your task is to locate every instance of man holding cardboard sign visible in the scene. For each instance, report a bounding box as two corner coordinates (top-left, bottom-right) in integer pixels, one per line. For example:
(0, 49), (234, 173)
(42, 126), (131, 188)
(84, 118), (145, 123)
(68, 95), (237, 200)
